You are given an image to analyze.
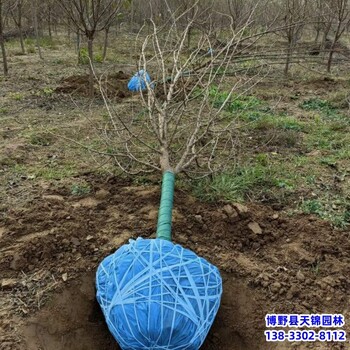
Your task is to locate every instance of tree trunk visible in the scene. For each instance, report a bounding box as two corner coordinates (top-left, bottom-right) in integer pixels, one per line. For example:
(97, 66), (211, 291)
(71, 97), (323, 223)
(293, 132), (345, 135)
(32, 0), (43, 59)
(19, 26), (25, 54)
(0, 0), (8, 75)
(327, 49), (334, 72)
(314, 28), (320, 44)
(11, 1), (25, 55)
(102, 27), (109, 61)
(284, 42), (293, 76)
(130, 0), (134, 31)
(76, 31), (81, 63)
(67, 16), (71, 40)
(18, 2), (25, 54)
(48, 6), (52, 38)
(88, 38), (94, 98)
(327, 20), (343, 73)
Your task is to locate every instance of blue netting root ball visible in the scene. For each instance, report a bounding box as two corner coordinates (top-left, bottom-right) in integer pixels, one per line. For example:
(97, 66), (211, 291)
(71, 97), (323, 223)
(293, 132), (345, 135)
(96, 238), (222, 350)
(127, 70), (154, 92)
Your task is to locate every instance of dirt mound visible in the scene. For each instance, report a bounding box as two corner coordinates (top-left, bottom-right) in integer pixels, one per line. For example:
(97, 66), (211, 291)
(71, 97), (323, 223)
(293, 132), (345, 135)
(1, 175), (349, 349)
(55, 71), (132, 100)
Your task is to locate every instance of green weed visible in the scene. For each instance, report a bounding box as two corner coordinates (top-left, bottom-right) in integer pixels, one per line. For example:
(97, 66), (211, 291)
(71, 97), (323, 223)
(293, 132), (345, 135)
(71, 183), (91, 196)
(79, 48), (104, 64)
(27, 133), (52, 146)
(209, 86), (261, 112)
(9, 92), (24, 101)
(191, 165), (275, 202)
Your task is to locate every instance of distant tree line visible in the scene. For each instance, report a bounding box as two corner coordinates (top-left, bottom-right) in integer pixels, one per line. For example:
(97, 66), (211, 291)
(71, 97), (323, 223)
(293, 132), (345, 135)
(1, 0), (350, 76)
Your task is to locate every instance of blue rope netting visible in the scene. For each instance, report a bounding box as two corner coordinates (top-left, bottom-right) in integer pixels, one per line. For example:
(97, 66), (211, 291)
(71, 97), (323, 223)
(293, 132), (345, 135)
(127, 70), (154, 91)
(96, 238), (222, 350)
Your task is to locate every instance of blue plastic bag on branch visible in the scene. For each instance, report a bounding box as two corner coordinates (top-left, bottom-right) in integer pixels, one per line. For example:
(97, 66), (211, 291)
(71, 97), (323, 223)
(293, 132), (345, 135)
(127, 70), (154, 92)
(96, 238), (222, 350)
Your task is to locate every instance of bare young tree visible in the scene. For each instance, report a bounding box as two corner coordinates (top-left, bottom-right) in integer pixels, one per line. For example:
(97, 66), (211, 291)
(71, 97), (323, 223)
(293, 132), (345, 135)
(324, 0), (350, 72)
(279, 0), (310, 75)
(32, 0), (42, 59)
(80, 1), (263, 180)
(10, 0), (25, 54)
(58, 0), (122, 97)
(227, 0), (256, 32)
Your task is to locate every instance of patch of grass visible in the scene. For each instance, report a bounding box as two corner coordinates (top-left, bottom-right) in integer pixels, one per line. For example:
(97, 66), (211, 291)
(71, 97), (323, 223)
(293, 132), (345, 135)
(191, 164), (276, 202)
(301, 199), (323, 215)
(27, 45), (35, 54)
(53, 58), (65, 65)
(24, 36), (58, 50)
(8, 92), (24, 101)
(78, 48), (104, 64)
(209, 86), (262, 112)
(301, 198), (350, 228)
(300, 98), (334, 113)
(71, 183), (91, 196)
(27, 133), (53, 146)
(300, 98), (348, 125)
(35, 166), (77, 180)
(13, 163), (77, 180)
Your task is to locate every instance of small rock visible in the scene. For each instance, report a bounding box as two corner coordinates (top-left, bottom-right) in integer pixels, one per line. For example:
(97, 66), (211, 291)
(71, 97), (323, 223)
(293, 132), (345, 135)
(95, 189), (110, 200)
(62, 273), (68, 282)
(272, 213), (279, 220)
(223, 204), (233, 216)
(232, 203), (249, 216)
(147, 209), (158, 221)
(86, 235), (94, 241)
(194, 215), (203, 224)
(296, 271), (305, 282)
(261, 281), (269, 288)
(1, 278), (17, 289)
(270, 282), (282, 293)
(71, 237), (80, 246)
(307, 150), (321, 157)
(248, 222), (263, 235)
(42, 194), (64, 202)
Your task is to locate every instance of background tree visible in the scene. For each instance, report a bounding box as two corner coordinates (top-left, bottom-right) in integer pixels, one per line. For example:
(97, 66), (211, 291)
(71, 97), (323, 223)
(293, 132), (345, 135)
(325, 0), (350, 72)
(58, 0), (122, 97)
(32, 0), (42, 59)
(278, 0), (310, 76)
(10, 0), (25, 54)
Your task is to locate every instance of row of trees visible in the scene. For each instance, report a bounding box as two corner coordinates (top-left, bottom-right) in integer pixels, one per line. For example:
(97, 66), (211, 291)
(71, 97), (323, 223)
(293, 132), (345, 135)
(1, 0), (350, 77)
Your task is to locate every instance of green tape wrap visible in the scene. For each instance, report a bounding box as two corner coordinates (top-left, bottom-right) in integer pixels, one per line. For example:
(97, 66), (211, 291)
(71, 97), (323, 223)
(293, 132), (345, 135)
(156, 171), (175, 241)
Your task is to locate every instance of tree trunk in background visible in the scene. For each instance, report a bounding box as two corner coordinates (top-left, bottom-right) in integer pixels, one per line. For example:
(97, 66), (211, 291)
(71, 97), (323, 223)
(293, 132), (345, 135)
(11, 1), (25, 54)
(48, 5), (52, 38)
(314, 28), (320, 44)
(67, 16), (71, 40)
(130, 0), (134, 30)
(327, 49), (335, 72)
(0, 0), (8, 75)
(284, 42), (294, 76)
(88, 37), (94, 98)
(76, 31), (81, 63)
(32, 0), (43, 59)
(102, 27), (109, 61)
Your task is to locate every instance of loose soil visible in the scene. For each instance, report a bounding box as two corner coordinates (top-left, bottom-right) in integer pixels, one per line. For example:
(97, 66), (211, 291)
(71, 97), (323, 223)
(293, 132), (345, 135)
(1, 175), (349, 350)
(55, 71), (132, 100)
